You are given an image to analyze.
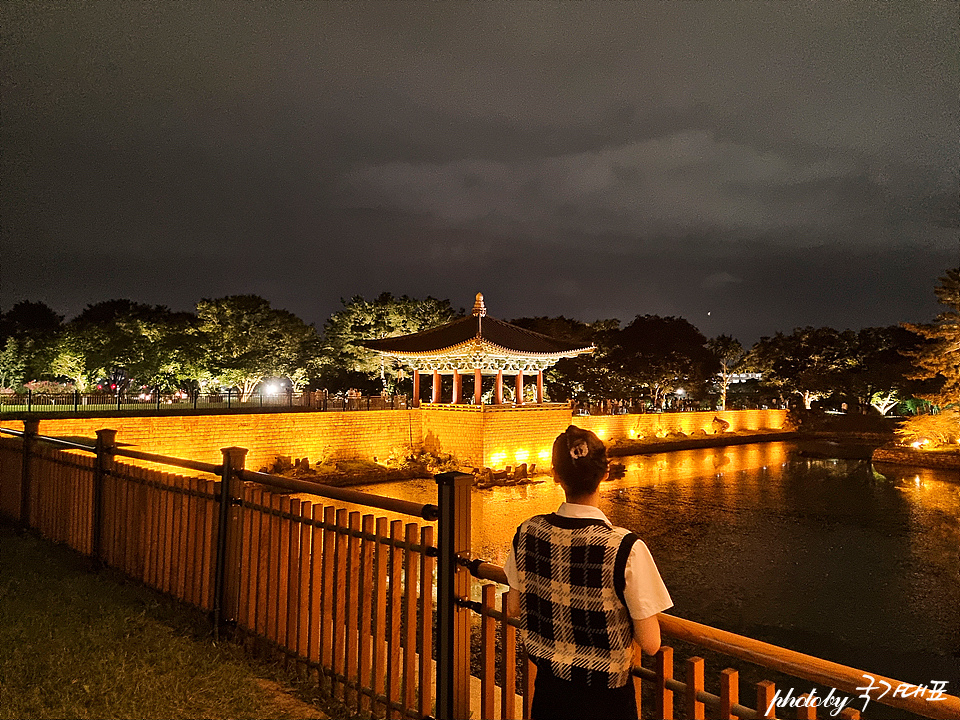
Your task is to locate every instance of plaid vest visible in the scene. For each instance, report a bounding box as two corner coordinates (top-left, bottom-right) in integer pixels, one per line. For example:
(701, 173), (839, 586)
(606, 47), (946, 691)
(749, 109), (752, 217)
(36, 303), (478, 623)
(513, 514), (638, 688)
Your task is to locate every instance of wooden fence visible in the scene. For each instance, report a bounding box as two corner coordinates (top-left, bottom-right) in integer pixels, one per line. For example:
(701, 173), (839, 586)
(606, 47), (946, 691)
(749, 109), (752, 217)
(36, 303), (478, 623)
(0, 423), (438, 718)
(0, 429), (219, 611)
(0, 421), (957, 720)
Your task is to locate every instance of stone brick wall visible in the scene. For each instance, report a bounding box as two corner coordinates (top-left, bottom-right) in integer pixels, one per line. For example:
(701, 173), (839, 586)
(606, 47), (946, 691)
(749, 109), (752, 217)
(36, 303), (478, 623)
(0, 408), (787, 473)
(576, 409), (788, 443)
(420, 404), (485, 467)
(478, 404), (571, 470)
(873, 446), (960, 471)
(420, 403), (572, 469)
(0, 411), (420, 471)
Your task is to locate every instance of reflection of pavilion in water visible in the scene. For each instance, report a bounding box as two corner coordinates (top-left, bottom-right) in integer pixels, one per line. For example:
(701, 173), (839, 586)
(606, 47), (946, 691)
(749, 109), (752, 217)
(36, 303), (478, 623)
(362, 293), (593, 468)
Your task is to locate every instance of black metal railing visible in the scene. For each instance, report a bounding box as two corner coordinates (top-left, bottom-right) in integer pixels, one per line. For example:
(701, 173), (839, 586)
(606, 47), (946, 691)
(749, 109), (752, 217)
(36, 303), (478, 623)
(0, 390), (408, 414)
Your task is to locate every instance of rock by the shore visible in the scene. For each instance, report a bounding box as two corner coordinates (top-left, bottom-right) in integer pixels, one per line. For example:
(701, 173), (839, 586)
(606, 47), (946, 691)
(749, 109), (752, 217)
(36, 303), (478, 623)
(607, 429), (797, 457)
(872, 446), (960, 471)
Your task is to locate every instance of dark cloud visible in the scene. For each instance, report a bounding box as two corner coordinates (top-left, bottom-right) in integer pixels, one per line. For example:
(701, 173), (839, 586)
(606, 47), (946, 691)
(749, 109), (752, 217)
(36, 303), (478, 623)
(1, 2), (956, 344)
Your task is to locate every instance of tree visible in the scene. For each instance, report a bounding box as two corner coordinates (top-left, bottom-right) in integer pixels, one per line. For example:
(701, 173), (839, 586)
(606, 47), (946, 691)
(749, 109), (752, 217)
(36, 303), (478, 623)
(0, 337), (28, 388)
(707, 335), (745, 411)
(49, 330), (91, 391)
(0, 300), (63, 338)
(895, 409), (960, 446)
(903, 267), (960, 411)
(605, 315), (716, 408)
(842, 326), (925, 415)
(197, 295), (320, 401)
(65, 300), (202, 392)
(319, 293), (462, 392)
(748, 327), (855, 409)
(0, 300), (64, 386)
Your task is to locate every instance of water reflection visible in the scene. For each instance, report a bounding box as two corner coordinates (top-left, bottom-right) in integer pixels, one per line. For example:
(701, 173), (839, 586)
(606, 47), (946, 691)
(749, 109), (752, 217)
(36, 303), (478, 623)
(333, 442), (960, 688)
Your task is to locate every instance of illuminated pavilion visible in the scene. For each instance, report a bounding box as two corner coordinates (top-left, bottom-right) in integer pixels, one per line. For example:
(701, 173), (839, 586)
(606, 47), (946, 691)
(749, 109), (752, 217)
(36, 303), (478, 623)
(362, 293), (594, 408)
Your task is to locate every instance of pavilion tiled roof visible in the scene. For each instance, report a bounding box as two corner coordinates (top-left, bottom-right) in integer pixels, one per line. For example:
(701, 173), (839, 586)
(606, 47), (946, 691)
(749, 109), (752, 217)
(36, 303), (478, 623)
(361, 314), (593, 357)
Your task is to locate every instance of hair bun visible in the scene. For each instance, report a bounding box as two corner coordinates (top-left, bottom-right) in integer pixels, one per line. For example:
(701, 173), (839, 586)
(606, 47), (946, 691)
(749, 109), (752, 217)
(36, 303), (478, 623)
(569, 439), (589, 459)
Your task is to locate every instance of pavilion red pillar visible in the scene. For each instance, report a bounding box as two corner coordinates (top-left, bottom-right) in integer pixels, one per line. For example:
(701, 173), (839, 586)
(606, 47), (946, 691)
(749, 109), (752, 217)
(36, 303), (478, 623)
(452, 369), (462, 404)
(515, 370), (524, 405)
(537, 370), (544, 403)
(474, 368), (482, 405)
(432, 370), (441, 404)
(412, 369), (420, 408)
(495, 370), (503, 405)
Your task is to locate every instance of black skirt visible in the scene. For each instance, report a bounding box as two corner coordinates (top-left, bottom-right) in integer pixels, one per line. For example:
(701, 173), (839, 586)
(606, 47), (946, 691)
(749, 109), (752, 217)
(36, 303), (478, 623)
(531, 664), (638, 720)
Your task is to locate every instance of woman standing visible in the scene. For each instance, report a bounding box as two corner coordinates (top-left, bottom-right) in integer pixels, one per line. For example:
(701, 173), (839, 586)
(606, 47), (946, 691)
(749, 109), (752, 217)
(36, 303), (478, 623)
(505, 425), (673, 719)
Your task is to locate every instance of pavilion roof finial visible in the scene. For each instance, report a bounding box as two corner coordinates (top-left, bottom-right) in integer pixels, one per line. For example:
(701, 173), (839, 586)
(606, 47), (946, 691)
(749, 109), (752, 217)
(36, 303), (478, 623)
(472, 292), (487, 317)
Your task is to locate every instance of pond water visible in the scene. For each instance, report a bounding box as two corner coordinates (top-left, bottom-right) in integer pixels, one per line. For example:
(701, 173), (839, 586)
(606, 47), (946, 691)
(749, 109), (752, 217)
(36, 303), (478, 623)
(345, 441), (960, 700)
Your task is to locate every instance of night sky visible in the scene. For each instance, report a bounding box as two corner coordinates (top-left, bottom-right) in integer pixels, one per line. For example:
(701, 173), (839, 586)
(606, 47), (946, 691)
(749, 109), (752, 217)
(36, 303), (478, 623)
(2, 2), (957, 344)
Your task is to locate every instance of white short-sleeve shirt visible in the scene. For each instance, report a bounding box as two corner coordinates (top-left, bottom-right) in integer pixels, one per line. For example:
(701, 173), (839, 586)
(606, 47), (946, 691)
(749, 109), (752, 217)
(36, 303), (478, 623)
(504, 502), (673, 620)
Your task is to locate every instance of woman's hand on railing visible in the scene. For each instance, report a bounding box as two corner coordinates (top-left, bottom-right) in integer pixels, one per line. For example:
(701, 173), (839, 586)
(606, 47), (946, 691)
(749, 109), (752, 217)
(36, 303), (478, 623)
(633, 614), (662, 656)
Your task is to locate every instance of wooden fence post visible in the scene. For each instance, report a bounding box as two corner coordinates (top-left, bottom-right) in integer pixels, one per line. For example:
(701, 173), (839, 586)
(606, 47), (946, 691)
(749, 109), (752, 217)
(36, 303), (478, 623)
(20, 419), (40, 527)
(93, 429), (118, 559)
(435, 471), (473, 720)
(214, 446), (247, 638)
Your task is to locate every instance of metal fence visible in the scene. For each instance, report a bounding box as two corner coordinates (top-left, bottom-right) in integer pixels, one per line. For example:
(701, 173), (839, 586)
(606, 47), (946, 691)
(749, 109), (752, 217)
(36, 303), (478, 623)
(572, 399), (788, 416)
(0, 390), (408, 414)
(0, 421), (955, 720)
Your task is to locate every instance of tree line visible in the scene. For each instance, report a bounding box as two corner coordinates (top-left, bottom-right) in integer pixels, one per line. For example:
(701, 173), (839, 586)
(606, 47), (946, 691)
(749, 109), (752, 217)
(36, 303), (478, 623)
(1, 269), (957, 417)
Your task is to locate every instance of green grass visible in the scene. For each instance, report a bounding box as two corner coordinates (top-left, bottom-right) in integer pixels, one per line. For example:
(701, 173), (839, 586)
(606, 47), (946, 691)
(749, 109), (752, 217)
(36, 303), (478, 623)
(0, 525), (336, 720)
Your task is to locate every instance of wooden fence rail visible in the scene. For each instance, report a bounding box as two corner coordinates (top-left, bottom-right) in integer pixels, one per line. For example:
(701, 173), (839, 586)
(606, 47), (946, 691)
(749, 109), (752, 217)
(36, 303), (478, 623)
(0, 422), (957, 720)
(466, 553), (960, 720)
(0, 424), (442, 720)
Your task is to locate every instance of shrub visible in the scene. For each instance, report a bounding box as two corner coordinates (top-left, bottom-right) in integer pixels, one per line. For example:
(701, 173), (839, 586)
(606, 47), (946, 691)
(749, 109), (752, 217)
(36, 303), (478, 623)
(24, 380), (76, 394)
(895, 409), (960, 448)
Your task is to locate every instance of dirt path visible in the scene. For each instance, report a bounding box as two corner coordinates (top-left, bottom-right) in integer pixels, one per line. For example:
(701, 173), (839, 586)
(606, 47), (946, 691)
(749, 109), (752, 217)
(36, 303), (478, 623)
(252, 678), (330, 719)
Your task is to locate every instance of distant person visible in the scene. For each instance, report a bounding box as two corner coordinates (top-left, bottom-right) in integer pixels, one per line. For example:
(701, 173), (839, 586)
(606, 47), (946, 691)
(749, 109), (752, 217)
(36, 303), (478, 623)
(505, 426), (672, 719)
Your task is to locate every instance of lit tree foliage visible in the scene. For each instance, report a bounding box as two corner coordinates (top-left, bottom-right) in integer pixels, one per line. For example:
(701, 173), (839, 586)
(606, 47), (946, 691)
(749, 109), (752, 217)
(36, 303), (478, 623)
(895, 409), (960, 446)
(843, 326), (925, 415)
(903, 267), (960, 411)
(197, 295), (320, 401)
(64, 300), (201, 392)
(49, 336), (91, 392)
(0, 337), (28, 388)
(319, 293), (462, 392)
(707, 334), (745, 411)
(0, 301), (64, 387)
(748, 327), (855, 409)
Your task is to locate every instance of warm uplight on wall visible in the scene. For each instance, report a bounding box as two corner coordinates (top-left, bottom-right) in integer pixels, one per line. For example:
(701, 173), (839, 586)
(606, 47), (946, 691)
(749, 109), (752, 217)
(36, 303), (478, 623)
(490, 452), (507, 467)
(514, 449), (530, 464)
